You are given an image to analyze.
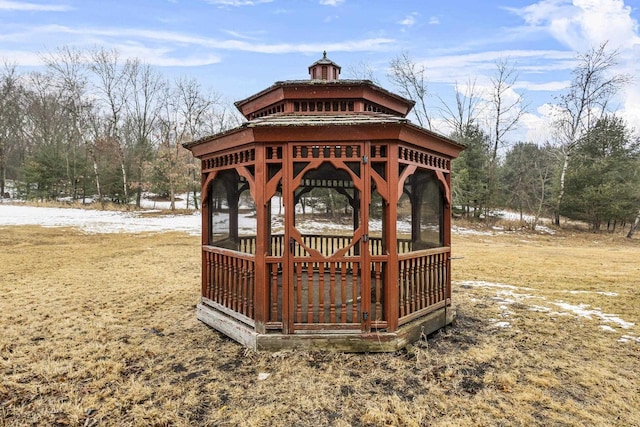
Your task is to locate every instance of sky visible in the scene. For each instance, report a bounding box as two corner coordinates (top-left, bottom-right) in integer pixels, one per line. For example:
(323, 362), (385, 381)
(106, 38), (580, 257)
(1, 0), (639, 143)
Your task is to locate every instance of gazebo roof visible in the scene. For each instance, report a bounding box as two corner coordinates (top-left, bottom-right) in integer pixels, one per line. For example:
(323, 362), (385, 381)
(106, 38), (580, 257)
(183, 112), (465, 159)
(233, 79), (416, 119)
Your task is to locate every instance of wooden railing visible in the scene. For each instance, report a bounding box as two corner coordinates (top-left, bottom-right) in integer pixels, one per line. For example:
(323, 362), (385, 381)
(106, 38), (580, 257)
(398, 247), (450, 324)
(291, 259), (362, 327)
(203, 238), (449, 331)
(237, 234), (413, 256)
(266, 258), (283, 324)
(203, 246), (255, 322)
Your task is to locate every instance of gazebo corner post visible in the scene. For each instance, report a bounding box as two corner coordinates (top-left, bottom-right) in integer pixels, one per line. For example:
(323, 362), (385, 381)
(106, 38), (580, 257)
(253, 144), (269, 334)
(200, 168), (210, 301)
(444, 171), (453, 304)
(385, 145), (400, 332)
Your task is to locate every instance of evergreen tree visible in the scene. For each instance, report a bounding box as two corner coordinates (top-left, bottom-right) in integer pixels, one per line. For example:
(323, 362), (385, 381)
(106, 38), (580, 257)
(451, 124), (491, 218)
(561, 116), (640, 231)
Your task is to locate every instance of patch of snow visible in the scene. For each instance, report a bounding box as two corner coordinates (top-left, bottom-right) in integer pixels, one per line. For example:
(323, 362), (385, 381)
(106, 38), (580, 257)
(551, 301), (634, 329)
(494, 321), (511, 328)
(529, 305), (551, 313)
(458, 279), (635, 342)
(535, 225), (556, 235)
(568, 290), (618, 297)
(452, 226), (497, 236)
(457, 280), (534, 291)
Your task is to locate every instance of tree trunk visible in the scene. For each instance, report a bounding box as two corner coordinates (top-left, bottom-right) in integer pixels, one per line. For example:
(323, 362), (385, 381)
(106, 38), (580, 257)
(555, 152), (569, 226)
(91, 154), (103, 208)
(0, 157), (5, 197)
(170, 181), (176, 211)
(627, 209), (640, 238)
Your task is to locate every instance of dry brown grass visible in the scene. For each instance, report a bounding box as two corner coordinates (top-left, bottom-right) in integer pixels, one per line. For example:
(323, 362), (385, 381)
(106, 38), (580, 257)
(1, 224), (639, 426)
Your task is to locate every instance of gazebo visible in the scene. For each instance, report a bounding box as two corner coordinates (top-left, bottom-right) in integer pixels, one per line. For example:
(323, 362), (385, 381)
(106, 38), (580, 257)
(184, 53), (465, 351)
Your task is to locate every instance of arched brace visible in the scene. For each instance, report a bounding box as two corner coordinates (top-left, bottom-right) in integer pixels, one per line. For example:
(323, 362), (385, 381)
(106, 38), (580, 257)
(397, 164), (418, 202)
(370, 168), (389, 203)
(293, 186), (314, 206)
(290, 159), (324, 189)
(201, 170), (219, 207)
(236, 166), (256, 202)
(335, 187), (355, 206)
(291, 158), (363, 193)
(265, 169), (283, 201)
(435, 170), (451, 207)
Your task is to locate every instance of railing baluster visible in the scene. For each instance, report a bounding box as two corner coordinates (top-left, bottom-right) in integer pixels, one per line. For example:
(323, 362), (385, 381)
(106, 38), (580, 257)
(351, 261), (359, 322)
(340, 262), (347, 323)
(318, 262), (326, 323)
(329, 262), (336, 323)
(306, 262), (314, 324)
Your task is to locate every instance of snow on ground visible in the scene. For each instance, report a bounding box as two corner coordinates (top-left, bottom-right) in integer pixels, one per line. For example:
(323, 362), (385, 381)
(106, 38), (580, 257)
(458, 280), (638, 344)
(0, 204), (202, 235)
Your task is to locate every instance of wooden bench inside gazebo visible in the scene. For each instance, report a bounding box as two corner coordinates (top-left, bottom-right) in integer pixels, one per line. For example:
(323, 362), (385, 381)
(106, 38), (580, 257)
(184, 52), (464, 351)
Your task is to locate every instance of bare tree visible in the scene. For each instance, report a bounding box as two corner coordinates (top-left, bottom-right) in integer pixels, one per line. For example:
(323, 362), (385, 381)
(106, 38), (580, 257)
(42, 47), (106, 205)
(124, 59), (165, 207)
(486, 58), (527, 209)
(552, 42), (629, 225)
(388, 51), (432, 129)
(345, 60), (379, 84)
(157, 77), (219, 210)
(88, 48), (131, 207)
(489, 59), (527, 163)
(439, 79), (484, 137)
(0, 62), (23, 198)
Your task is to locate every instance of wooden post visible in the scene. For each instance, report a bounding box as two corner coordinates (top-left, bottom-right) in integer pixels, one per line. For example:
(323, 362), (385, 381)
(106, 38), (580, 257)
(253, 144), (268, 333)
(201, 168), (210, 300)
(385, 143), (399, 332)
(444, 172), (452, 304)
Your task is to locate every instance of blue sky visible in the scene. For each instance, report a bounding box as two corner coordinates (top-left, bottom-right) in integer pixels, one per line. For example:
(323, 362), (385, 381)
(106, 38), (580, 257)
(1, 0), (639, 142)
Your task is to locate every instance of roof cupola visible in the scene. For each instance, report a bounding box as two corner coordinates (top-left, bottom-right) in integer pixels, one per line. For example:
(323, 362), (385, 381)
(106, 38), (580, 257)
(308, 51), (341, 81)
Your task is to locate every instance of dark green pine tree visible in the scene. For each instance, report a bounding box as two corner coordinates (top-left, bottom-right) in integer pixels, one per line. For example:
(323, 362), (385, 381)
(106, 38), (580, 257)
(561, 115), (640, 231)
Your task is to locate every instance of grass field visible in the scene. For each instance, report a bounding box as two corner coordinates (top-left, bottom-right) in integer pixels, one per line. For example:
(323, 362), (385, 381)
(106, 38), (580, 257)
(1, 224), (639, 426)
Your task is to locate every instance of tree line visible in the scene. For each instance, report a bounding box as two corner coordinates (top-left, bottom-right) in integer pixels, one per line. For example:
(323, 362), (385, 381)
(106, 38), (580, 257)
(0, 47), (240, 210)
(383, 43), (640, 238)
(1, 44), (639, 237)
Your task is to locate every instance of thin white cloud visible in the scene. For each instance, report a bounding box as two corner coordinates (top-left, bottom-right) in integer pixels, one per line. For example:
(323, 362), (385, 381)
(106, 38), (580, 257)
(399, 12), (418, 27)
(417, 49), (575, 84)
(0, 0), (71, 11)
(219, 29), (261, 41)
(514, 80), (570, 92)
(3, 24), (395, 66)
(428, 16), (439, 25)
(319, 0), (345, 6)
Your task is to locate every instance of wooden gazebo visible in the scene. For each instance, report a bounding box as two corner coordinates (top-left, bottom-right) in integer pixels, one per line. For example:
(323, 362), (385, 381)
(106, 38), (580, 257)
(184, 53), (464, 351)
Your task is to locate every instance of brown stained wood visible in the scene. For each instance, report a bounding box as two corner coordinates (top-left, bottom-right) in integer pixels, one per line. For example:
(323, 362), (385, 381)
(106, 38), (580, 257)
(185, 57), (463, 351)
